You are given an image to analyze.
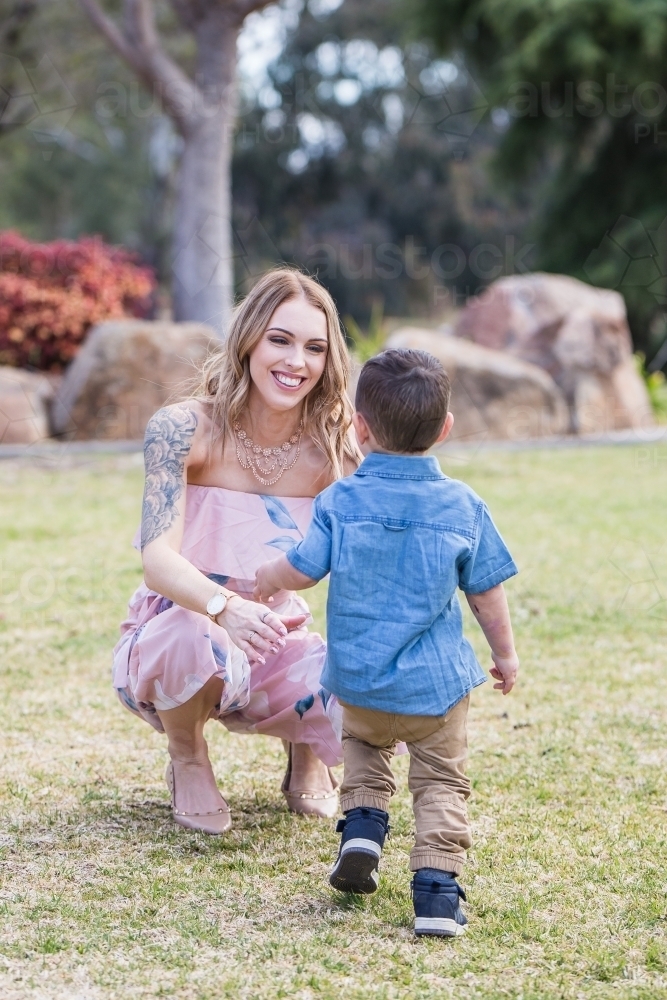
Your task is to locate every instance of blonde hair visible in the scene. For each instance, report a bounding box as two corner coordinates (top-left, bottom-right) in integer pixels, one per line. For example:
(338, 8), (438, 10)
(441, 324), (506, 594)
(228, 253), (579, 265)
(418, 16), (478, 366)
(195, 267), (361, 479)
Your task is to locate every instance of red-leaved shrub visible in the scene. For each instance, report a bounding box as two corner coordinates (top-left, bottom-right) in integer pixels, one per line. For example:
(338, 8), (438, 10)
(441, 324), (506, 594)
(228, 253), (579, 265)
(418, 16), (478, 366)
(0, 231), (156, 371)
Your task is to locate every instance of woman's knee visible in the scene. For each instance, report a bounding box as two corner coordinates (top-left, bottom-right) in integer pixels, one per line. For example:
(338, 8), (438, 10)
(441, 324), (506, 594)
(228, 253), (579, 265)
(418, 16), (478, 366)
(158, 675), (225, 734)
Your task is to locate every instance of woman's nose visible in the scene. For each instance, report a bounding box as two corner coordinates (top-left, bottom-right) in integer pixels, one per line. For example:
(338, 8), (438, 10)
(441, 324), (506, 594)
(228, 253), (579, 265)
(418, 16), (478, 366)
(285, 349), (306, 370)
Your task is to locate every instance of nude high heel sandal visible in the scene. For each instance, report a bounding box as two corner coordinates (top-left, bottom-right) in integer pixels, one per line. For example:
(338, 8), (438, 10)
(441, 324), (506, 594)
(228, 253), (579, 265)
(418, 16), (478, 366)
(281, 742), (340, 819)
(165, 762), (232, 835)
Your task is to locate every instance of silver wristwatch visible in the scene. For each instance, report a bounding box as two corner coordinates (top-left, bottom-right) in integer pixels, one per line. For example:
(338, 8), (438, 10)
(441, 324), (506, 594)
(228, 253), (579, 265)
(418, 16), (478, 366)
(206, 591), (230, 624)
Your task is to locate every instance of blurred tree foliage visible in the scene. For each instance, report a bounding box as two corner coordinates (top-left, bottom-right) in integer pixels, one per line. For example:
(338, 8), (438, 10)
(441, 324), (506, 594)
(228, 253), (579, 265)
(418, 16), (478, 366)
(412, 0), (667, 359)
(234, 0), (529, 323)
(0, 0), (181, 282)
(0, 0), (529, 324)
(6, 0), (667, 348)
(232, 0), (531, 321)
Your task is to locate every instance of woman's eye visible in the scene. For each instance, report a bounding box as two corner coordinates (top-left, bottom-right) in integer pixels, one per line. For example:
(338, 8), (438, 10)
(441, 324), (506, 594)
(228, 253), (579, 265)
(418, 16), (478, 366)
(269, 336), (289, 345)
(307, 344), (326, 354)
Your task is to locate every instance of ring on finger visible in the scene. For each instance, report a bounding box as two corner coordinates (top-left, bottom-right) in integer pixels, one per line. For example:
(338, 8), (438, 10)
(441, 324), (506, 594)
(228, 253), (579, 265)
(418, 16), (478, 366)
(261, 611), (272, 623)
(248, 630), (257, 644)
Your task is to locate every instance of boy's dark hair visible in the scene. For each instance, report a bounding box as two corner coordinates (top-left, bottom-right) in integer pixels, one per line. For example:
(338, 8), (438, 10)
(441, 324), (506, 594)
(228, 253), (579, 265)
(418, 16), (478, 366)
(355, 348), (451, 453)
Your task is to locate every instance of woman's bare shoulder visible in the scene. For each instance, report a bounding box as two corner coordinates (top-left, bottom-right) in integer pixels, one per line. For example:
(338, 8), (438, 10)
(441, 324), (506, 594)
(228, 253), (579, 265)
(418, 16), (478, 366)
(143, 399), (212, 465)
(144, 398), (205, 427)
(301, 440), (359, 495)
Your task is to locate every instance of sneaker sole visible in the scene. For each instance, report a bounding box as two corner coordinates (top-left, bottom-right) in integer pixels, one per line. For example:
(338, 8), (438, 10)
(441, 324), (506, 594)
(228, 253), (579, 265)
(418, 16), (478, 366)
(414, 917), (466, 937)
(329, 847), (379, 894)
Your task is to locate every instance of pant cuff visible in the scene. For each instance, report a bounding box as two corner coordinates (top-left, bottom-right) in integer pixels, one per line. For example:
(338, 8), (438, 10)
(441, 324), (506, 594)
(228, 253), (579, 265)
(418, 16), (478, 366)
(340, 789), (391, 813)
(409, 849), (466, 876)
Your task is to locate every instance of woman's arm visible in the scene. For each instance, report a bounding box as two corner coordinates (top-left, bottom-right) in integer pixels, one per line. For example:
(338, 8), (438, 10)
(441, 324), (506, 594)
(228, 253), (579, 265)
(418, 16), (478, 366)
(140, 404), (304, 662)
(141, 403), (212, 607)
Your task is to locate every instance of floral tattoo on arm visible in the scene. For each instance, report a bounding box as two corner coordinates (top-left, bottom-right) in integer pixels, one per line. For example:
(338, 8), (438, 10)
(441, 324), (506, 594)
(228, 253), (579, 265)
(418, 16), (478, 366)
(141, 405), (198, 551)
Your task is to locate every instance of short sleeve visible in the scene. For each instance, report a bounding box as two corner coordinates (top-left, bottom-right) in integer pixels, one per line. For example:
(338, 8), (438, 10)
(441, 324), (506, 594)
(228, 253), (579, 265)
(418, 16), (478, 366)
(458, 503), (518, 594)
(286, 495), (332, 581)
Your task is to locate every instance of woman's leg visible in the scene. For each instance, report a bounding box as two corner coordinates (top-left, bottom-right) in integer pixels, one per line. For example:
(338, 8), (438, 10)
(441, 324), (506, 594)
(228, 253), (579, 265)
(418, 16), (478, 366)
(289, 742), (335, 794)
(223, 630), (343, 792)
(156, 675), (230, 831)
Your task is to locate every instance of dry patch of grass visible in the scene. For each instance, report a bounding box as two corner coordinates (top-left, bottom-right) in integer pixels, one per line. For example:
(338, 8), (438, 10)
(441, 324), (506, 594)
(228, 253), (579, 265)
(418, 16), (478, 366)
(1, 445), (667, 998)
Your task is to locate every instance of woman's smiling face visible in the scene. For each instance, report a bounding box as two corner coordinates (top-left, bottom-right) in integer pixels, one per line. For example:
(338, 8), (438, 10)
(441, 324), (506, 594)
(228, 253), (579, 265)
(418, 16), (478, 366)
(248, 295), (329, 413)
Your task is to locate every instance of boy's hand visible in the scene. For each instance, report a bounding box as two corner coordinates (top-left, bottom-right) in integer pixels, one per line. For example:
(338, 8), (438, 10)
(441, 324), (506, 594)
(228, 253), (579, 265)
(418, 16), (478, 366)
(254, 559), (283, 603)
(489, 652), (519, 695)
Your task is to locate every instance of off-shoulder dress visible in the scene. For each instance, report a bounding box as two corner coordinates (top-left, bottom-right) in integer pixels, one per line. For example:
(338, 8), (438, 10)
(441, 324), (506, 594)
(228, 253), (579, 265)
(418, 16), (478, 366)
(112, 485), (342, 766)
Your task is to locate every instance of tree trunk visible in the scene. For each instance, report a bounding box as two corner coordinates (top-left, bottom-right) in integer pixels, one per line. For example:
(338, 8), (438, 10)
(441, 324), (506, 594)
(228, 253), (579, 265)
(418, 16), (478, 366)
(171, 17), (239, 337)
(78, 0), (271, 339)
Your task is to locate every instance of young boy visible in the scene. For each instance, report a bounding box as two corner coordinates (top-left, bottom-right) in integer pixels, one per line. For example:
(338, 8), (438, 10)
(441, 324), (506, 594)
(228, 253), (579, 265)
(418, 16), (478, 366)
(254, 348), (519, 938)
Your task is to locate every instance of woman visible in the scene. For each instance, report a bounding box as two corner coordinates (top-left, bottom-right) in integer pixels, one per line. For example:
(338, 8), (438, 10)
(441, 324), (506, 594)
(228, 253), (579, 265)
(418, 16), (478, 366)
(113, 268), (360, 834)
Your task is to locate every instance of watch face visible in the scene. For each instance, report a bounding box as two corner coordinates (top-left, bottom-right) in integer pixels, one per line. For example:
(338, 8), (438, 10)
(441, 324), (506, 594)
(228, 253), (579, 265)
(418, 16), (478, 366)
(207, 593), (226, 616)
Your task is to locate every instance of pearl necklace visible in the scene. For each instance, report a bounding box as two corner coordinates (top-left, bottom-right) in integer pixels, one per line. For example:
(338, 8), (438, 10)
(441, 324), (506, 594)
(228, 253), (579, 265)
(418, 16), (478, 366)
(233, 420), (303, 486)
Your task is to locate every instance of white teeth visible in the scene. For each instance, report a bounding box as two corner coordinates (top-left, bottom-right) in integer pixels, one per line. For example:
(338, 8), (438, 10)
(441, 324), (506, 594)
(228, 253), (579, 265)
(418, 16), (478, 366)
(274, 372), (302, 387)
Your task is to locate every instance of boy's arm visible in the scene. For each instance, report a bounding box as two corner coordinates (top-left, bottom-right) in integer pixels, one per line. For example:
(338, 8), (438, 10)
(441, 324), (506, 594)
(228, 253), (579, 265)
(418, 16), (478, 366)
(465, 583), (519, 695)
(255, 494), (333, 602)
(254, 554), (317, 603)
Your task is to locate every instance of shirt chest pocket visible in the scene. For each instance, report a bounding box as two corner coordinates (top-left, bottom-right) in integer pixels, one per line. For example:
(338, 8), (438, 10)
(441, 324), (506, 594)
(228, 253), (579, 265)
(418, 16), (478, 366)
(333, 520), (448, 620)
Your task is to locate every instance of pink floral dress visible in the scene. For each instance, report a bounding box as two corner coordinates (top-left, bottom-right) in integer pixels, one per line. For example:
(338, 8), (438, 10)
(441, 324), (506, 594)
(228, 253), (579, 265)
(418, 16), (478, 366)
(112, 486), (343, 766)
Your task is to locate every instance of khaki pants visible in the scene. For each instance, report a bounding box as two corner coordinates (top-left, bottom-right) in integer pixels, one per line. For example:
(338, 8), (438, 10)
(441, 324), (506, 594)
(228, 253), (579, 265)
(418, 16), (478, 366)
(339, 695), (471, 875)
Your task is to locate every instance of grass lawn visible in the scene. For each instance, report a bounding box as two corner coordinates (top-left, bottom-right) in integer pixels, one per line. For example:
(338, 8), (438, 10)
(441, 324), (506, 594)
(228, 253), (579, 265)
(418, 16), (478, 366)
(1, 443), (667, 999)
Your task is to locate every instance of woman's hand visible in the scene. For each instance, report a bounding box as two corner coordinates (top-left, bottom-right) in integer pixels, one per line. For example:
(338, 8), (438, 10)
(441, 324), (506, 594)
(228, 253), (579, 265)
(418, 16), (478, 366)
(218, 597), (307, 664)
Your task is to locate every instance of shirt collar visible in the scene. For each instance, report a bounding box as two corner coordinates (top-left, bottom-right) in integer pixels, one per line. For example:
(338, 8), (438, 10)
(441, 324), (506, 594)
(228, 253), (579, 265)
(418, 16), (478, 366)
(354, 452), (446, 480)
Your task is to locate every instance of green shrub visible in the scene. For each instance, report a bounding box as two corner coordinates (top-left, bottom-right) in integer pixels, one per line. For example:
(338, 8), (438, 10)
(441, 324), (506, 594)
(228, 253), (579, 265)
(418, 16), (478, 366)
(635, 353), (667, 422)
(344, 301), (386, 363)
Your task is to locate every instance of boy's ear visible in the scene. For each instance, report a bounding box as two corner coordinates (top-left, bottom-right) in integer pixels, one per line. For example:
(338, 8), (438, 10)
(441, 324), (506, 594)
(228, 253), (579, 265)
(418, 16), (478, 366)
(352, 411), (371, 445)
(435, 412), (454, 444)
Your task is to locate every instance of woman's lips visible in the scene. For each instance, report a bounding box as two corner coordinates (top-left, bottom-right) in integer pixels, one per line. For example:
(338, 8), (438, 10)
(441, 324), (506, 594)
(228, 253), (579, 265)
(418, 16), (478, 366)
(271, 370), (306, 390)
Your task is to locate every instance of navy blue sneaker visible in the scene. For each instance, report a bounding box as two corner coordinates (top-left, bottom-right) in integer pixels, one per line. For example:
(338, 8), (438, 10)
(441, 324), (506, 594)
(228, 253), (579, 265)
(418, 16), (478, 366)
(329, 807), (390, 894)
(412, 868), (468, 937)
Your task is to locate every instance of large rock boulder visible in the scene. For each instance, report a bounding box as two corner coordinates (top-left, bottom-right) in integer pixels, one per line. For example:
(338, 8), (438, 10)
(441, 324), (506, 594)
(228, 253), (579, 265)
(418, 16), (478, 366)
(0, 367), (55, 445)
(454, 273), (654, 434)
(51, 320), (218, 440)
(385, 327), (569, 443)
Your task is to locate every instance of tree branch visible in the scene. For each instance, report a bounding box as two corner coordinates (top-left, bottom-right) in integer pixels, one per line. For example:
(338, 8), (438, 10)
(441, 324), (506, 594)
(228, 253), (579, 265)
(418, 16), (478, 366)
(79, 0), (138, 67)
(78, 0), (200, 132)
(127, 0), (162, 52)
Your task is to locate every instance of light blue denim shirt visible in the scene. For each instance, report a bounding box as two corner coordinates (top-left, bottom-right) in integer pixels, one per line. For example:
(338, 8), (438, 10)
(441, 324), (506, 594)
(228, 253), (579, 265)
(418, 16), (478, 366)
(287, 452), (518, 716)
